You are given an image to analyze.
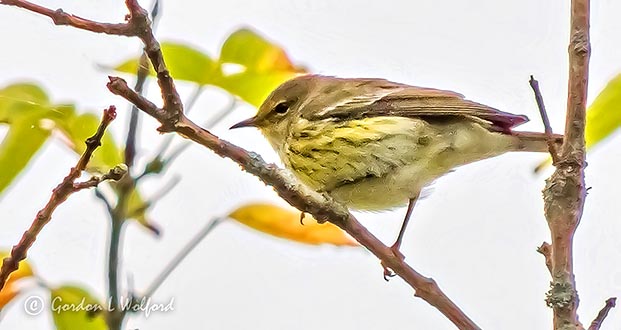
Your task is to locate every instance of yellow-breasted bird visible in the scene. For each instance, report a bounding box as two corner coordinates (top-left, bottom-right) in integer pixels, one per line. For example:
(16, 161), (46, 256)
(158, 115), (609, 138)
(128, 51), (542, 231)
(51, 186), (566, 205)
(231, 74), (561, 276)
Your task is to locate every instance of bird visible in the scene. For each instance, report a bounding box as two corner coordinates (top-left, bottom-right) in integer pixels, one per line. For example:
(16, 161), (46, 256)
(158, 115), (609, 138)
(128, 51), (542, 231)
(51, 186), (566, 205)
(231, 74), (561, 277)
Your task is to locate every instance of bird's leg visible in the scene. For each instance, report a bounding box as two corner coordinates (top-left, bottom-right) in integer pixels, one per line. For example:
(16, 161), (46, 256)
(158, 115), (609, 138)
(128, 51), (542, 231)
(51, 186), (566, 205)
(382, 195), (419, 281)
(392, 196), (418, 253)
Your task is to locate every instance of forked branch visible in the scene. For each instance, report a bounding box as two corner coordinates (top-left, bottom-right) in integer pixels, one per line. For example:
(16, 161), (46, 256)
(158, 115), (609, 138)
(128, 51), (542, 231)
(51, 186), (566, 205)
(0, 106), (120, 291)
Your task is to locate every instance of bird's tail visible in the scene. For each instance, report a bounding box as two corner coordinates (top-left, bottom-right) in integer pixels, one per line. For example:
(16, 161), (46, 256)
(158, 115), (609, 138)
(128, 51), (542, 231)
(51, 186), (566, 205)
(512, 131), (563, 152)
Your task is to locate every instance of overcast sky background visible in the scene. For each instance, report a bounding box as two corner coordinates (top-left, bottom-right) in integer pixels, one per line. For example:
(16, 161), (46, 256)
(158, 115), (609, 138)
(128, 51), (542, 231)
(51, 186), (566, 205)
(1, 0), (621, 329)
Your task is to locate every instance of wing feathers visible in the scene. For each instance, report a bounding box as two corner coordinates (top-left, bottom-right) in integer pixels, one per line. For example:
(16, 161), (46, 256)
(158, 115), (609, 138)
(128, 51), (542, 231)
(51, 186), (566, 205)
(305, 80), (529, 132)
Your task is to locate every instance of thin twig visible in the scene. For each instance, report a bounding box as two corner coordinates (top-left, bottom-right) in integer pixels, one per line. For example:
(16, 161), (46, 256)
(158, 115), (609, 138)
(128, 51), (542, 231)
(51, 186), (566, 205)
(183, 86), (204, 115)
(123, 52), (148, 168)
(529, 75), (560, 164)
(73, 165), (128, 191)
(106, 211), (125, 330)
(542, 0), (590, 329)
(0, 106), (117, 291)
(588, 298), (616, 330)
(142, 217), (225, 298)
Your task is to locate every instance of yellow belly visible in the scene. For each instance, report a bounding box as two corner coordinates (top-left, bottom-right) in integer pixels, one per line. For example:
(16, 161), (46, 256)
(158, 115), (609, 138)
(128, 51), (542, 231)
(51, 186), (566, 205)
(276, 117), (516, 210)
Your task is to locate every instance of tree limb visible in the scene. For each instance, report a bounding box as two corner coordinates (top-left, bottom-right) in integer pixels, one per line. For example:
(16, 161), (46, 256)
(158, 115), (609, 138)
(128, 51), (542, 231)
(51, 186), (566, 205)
(542, 0), (590, 329)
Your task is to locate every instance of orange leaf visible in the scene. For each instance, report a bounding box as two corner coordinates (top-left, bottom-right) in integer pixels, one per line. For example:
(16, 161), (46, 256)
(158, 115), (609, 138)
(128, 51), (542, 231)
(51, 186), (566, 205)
(0, 251), (35, 308)
(228, 203), (358, 246)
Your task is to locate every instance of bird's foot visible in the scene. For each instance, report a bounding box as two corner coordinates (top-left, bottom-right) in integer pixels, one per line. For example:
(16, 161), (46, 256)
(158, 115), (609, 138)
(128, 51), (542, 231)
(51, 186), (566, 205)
(381, 244), (405, 281)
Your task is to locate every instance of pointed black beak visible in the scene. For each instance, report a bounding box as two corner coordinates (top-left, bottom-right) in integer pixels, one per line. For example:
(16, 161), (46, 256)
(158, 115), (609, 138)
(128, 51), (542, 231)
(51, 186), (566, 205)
(230, 117), (257, 129)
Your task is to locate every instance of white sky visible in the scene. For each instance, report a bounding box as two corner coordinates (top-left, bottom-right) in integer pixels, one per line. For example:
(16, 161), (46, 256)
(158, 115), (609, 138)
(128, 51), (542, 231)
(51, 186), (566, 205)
(1, 0), (621, 329)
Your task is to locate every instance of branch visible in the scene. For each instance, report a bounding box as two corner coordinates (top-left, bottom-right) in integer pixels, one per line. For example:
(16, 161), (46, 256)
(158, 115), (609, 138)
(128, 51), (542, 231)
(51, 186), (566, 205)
(542, 0), (590, 329)
(0, 106), (118, 291)
(588, 298), (616, 330)
(529, 75), (560, 164)
(3, 1), (481, 328)
(124, 0), (161, 167)
(0, 0), (134, 35)
(72, 164), (128, 191)
(123, 51), (148, 168)
(107, 78), (481, 329)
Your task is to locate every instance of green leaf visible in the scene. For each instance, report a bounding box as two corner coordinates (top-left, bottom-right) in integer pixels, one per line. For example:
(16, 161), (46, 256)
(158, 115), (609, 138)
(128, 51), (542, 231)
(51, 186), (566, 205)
(216, 28), (305, 106)
(114, 42), (220, 85)
(0, 82), (155, 232)
(219, 28), (298, 72)
(0, 115), (50, 194)
(0, 84), (56, 195)
(218, 71), (298, 107)
(0, 83), (49, 120)
(585, 73), (621, 149)
(0, 82), (123, 195)
(50, 285), (107, 330)
(112, 29), (306, 109)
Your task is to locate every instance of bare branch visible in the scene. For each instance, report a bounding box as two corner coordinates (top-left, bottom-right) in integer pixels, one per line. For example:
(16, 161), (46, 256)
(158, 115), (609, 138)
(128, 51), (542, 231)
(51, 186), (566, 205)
(529, 76), (560, 164)
(0, 0), (134, 35)
(542, 0), (590, 329)
(72, 164), (128, 191)
(588, 298), (616, 330)
(0, 106), (118, 291)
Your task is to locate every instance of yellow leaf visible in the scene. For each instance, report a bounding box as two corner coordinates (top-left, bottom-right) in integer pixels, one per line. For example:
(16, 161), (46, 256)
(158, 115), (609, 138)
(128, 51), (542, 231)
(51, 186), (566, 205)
(585, 74), (621, 148)
(219, 28), (300, 73)
(0, 251), (35, 308)
(228, 203), (358, 246)
(535, 73), (621, 173)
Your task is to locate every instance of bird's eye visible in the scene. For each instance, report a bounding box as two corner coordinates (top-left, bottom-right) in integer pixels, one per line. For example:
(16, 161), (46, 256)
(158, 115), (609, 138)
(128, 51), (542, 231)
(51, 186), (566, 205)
(273, 102), (289, 114)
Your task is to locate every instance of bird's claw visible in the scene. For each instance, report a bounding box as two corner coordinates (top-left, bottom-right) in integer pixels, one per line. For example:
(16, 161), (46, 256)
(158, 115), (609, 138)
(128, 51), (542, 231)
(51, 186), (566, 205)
(299, 212), (306, 225)
(381, 245), (406, 281)
(381, 261), (397, 281)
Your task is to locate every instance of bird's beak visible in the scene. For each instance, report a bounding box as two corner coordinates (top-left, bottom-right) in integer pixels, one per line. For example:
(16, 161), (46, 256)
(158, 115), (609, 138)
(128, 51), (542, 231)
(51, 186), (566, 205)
(230, 117), (257, 129)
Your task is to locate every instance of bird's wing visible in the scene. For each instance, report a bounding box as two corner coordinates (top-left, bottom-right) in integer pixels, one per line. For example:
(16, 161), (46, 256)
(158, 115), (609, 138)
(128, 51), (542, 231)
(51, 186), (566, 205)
(305, 80), (529, 132)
